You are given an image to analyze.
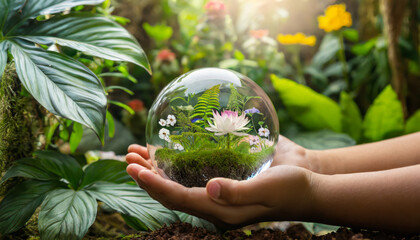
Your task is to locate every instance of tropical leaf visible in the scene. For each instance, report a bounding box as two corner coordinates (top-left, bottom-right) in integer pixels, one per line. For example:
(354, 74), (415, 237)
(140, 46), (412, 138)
(34, 150), (84, 189)
(363, 85), (404, 142)
(86, 182), (178, 230)
(175, 211), (217, 231)
(0, 180), (63, 234)
(405, 109), (420, 134)
(69, 122), (83, 153)
(291, 130), (355, 150)
(0, 158), (60, 185)
(18, 12), (151, 73)
(0, 41), (8, 78)
(340, 91), (362, 142)
(39, 189), (97, 240)
(271, 75), (342, 132)
(3, 0), (104, 34)
(79, 160), (132, 188)
(10, 40), (107, 142)
(191, 84), (220, 120)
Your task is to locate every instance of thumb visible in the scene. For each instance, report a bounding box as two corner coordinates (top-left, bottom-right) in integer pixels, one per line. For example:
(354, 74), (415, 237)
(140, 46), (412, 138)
(206, 178), (261, 206)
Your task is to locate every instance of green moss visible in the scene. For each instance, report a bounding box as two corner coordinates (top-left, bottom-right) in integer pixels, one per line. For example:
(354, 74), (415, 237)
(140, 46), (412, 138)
(155, 147), (274, 187)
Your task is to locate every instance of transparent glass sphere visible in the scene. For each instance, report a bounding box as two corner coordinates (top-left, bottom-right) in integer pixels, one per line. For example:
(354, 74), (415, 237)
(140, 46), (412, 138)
(146, 68), (279, 187)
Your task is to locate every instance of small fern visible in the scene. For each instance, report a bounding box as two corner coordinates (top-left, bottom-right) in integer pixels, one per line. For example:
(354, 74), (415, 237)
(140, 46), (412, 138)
(191, 84), (220, 121)
(227, 83), (261, 113)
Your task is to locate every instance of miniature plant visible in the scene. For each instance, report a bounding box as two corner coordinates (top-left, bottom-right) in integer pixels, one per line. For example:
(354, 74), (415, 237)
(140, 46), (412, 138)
(150, 74), (277, 187)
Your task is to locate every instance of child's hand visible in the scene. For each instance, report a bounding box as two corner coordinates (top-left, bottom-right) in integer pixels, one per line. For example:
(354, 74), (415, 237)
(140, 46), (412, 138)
(125, 144), (315, 229)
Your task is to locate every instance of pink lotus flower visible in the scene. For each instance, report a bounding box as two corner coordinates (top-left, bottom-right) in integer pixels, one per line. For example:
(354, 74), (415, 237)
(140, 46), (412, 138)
(206, 110), (250, 136)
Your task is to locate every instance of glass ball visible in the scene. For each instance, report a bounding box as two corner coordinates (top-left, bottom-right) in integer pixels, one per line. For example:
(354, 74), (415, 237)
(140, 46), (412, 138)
(146, 68), (279, 187)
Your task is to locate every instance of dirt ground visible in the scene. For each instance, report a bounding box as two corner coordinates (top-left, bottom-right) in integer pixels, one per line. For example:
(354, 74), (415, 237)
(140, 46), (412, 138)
(132, 222), (420, 240)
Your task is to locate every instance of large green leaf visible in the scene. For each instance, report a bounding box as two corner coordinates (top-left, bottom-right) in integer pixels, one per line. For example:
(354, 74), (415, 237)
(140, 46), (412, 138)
(39, 189), (97, 240)
(0, 40), (8, 78)
(339, 91), (362, 142)
(86, 182), (178, 230)
(18, 12), (151, 73)
(4, 0), (104, 34)
(175, 211), (217, 231)
(312, 34), (340, 68)
(0, 0), (25, 33)
(34, 150), (84, 189)
(363, 85), (404, 142)
(0, 158), (60, 185)
(405, 109), (420, 134)
(290, 130), (355, 150)
(271, 75), (342, 132)
(79, 160), (132, 188)
(0, 180), (63, 234)
(10, 40), (107, 141)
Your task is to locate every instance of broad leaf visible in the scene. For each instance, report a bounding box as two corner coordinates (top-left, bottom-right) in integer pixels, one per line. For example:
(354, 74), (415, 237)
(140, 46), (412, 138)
(0, 41), (8, 78)
(0, 158), (60, 185)
(39, 189), (97, 240)
(121, 214), (149, 231)
(312, 34), (340, 68)
(79, 160), (132, 188)
(175, 211), (217, 231)
(86, 182), (178, 230)
(363, 85), (404, 142)
(340, 91), (362, 142)
(19, 12), (151, 73)
(34, 150), (84, 189)
(0, 180), (63, 234)
(10, 40), (107, 142)
(290, 130), (355, 150)
(405, 109), (420, 134)
(342, 28), (359, 42)
(271, 75), (342, 132)
(143, 23), (173, 43)
(0, 0), (25, 34)
(69, 122), (84, 153)
(4, 0), (104, 34)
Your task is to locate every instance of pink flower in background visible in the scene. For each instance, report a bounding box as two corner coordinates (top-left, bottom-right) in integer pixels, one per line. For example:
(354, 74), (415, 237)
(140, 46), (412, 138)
(250, 29), (269, 39)
(206, 110), (250, 136)
(156, 49), (176, 62)
(128, 99), (144, 111)
(205, 0), (226, 20)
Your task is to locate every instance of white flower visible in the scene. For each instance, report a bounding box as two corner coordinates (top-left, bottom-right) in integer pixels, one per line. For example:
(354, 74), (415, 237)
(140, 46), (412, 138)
(167, 115), (176, 126)
(159, 128), (170, 141)
(174, 143), (184, 151)
(258, 127), (270, 137)
(249, 135), (260, 146)
(205, 110), (250, 136)
(250, 146), (261, 153)
(159, 119), (167, 127)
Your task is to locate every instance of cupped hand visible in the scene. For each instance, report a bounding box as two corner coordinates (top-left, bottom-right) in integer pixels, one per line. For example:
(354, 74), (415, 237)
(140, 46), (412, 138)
(125, 144), (315, 229)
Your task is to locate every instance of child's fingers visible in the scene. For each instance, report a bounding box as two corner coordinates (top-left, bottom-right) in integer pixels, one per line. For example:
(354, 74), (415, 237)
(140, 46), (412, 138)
(126, 152), (153, 169)
(127, 144), (150, 159)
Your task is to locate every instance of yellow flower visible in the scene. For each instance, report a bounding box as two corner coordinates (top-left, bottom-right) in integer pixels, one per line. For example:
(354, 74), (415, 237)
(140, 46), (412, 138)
(318, 4), (352, 32)
(277, 33), (316, 46)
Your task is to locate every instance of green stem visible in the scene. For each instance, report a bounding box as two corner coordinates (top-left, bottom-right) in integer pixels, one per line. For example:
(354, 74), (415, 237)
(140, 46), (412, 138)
(227, 133), (231, 149)
(292, 47), (305, 85)
(338, 32), (350, 89)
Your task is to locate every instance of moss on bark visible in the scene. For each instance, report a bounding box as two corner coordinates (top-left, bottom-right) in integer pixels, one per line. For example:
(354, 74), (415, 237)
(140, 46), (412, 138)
(0, 63), (37, 195)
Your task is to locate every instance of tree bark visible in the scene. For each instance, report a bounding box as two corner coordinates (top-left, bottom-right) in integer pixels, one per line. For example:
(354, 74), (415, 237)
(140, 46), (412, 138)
(381, 0), (408, 116)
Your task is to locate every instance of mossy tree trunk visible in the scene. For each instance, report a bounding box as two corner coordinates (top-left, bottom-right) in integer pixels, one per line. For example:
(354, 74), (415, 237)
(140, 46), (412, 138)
(0, 63), (38, 195)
